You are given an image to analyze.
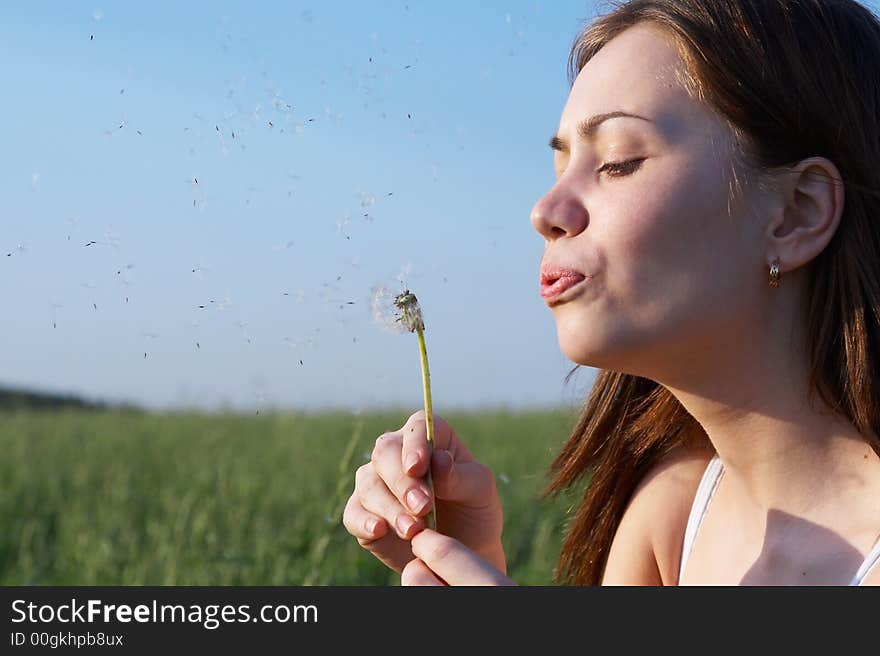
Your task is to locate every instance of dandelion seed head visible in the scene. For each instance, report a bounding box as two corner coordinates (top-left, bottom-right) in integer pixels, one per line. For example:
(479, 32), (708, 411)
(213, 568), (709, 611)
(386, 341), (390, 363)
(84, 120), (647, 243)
(372, 265), (428, 335)
(370, 284), (407, 334)
(394, 290), (425, 333)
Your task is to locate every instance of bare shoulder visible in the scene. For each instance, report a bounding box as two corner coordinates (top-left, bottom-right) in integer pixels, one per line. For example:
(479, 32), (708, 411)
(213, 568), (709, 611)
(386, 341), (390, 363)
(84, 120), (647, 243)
(601, 444), (714, 585)
(642, 446), (716, 585)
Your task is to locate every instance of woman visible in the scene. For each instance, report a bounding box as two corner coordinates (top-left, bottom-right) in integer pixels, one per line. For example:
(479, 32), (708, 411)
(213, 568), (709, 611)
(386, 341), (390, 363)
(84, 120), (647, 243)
(343, 0), (880, 585)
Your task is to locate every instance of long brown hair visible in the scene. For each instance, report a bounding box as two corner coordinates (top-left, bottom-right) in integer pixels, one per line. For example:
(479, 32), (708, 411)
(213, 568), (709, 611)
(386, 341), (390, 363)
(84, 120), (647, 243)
(542, 0), (880, 585)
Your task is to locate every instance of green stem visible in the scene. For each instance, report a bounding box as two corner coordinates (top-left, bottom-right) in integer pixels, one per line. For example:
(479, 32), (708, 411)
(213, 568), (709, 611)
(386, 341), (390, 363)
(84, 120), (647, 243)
(416, 327), (436, 531)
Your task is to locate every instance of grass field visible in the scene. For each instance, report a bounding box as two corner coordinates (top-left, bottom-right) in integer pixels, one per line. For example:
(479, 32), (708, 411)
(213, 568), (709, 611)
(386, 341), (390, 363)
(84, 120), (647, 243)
(0, 407), (584, 585)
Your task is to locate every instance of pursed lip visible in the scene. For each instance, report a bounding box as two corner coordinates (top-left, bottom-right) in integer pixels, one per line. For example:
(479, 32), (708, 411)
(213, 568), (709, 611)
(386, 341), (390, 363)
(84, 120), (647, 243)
(540, 264), (592, 303)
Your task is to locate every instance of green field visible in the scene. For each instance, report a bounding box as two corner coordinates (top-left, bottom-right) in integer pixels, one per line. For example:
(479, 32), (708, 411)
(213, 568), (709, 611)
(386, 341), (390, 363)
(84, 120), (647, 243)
(0, 408), (583, 585)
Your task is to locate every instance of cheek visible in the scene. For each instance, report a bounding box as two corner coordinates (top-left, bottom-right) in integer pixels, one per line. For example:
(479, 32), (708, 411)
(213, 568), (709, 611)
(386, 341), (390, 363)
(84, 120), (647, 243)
(600, 156), (743, 326)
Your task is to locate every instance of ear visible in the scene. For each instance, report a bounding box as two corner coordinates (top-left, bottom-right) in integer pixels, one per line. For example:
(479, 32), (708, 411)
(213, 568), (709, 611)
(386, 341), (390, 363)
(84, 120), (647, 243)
(765, 156), (845, 274)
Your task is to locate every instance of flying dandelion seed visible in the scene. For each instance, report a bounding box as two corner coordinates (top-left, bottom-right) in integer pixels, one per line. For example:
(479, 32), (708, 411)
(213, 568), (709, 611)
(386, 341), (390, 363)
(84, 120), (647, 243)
(5, 243), (27, 257)
(254, 386), (267, 415)
(336, 214), (353, 240)
(49, 302), (63, 329)
(66, 217), (80, 241)
(210, 296), (233, 311)
(238, 321), (252, 344)
(191, 262), (211, 279)
(102, 225), (122, 252)
(93, 9), (103, 22)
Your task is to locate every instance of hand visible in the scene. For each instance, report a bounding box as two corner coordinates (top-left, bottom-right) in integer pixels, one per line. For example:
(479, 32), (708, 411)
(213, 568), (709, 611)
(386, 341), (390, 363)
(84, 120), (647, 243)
(343, 410), (506, 575)
(402, 529), (516, 586)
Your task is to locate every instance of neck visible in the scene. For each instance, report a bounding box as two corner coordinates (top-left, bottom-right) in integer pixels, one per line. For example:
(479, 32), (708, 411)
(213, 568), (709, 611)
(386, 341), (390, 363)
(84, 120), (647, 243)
(647, 284), (880, 516)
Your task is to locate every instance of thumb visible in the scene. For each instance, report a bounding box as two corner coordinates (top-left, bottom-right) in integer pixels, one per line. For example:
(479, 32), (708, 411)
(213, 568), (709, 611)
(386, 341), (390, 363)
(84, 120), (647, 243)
(431, 450), (497, 506)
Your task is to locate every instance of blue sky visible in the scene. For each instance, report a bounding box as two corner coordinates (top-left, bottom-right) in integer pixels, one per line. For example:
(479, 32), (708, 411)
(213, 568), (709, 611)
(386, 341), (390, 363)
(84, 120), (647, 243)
(2, 1), (603, 413)
(4, 1), (876, 413)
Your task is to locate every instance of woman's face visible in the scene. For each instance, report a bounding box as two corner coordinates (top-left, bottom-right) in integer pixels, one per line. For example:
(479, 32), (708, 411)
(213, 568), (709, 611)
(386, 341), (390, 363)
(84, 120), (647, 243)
(530, 23), (772, 379)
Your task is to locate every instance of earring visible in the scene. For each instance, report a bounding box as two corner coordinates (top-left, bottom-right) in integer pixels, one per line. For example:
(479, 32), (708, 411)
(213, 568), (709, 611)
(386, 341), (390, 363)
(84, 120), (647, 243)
(769, 260), (781, 288)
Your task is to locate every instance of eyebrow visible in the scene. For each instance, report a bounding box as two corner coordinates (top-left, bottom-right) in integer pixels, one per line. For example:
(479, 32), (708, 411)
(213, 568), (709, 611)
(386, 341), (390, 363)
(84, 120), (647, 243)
(549, 111), (653, 152)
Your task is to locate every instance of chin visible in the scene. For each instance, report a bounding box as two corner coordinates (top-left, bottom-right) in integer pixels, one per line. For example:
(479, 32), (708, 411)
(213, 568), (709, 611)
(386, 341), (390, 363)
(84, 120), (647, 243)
(557, 333), (607, 369)
(556, 316), (638, 372)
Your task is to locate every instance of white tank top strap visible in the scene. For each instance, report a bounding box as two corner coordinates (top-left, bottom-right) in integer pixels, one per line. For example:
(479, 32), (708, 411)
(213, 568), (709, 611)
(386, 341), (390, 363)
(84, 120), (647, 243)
(678, 453), (723, 584)
(850, 532), (880, 586)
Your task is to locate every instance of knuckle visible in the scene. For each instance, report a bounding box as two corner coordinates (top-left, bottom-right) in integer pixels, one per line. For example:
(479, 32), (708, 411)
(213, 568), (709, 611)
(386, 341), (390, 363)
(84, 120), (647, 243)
(391, 471), (411, 497)
(356, 536), (378, 549)
(359, 469), (384, 497)
(354, 463), (373, 487)
(407, 409), (427, 424)
(341, 503), (358, 534)
(400, 558), (423, 585)
(371, 433), (394, 461)
(426, 535), (455, 563)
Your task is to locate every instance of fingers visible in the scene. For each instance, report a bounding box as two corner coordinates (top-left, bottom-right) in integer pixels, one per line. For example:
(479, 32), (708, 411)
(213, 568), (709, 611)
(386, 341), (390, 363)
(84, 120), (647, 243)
(401, 410), (475, 471)
(401, 417), (431, 478)
(431, 449), (498, 507)
(401, 558), (446, 586)
(355, 463), (424, 539)
(343, 494), (418, 573)
(400, 558), (446, 586)
(410, 529), (515, 586)
(372, 433), (434, 520)
(342, 494), (388, 543)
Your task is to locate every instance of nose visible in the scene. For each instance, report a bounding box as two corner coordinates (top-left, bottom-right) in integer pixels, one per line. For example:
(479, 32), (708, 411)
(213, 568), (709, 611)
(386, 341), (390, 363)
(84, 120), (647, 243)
(529, 180), (589, 241)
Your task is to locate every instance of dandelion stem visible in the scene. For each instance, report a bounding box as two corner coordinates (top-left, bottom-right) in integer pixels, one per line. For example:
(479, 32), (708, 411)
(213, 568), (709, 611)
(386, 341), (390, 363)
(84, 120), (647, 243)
(415, 326), (436, 531)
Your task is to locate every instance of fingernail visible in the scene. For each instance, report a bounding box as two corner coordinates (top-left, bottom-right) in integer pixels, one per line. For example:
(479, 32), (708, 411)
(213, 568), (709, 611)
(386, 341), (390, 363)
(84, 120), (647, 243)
(406, 488), (429, 514)
(365, 518), (379, 534)
(396, 514), (416, 536)
(404, 452), (420, 474)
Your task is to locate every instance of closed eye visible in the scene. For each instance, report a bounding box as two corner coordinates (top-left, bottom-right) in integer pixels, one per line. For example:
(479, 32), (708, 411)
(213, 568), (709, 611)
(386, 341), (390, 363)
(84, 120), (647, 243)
(598, 158), (646, 178)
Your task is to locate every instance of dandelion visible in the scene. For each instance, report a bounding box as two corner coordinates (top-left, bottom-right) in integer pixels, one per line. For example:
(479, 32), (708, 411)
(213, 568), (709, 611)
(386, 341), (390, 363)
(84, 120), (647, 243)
(371, 284), (437, 530)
